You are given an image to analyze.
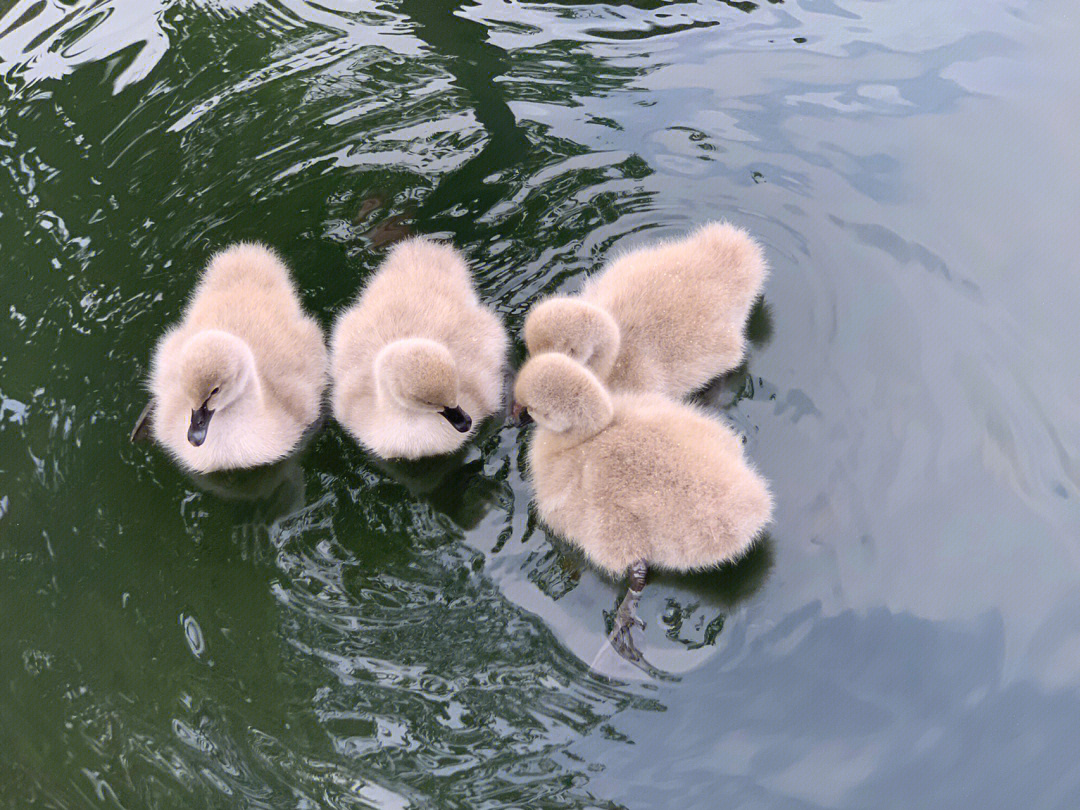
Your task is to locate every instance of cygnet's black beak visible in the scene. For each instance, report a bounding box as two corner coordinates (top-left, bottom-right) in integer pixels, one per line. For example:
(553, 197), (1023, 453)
(440, 405), (472, 433)
(510, 402), (533, 426)
(188, 403), (214, 447)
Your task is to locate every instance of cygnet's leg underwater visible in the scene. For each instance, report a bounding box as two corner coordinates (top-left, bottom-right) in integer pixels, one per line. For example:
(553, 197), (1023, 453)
(608, 559), (648, 663)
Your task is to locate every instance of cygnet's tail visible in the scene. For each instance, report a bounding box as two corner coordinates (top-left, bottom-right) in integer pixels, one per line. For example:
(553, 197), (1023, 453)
(693, 221), (769, 319)
(716, 465), (774, 564)
(200, 242), (296, 293)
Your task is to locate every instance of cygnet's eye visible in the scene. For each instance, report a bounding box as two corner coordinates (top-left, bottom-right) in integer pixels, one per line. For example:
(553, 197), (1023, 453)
(211, 387), (220, 396)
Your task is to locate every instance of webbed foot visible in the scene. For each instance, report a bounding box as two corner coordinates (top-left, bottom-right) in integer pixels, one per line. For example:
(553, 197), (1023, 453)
(130, 401), (153, 443)
(608, 587), (646, 663)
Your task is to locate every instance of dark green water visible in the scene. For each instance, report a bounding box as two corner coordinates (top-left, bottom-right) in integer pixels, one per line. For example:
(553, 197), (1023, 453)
(2, 1), (1079, 807)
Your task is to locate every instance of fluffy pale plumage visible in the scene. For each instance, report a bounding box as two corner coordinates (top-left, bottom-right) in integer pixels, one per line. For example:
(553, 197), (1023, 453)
(515, 353), (772, 576)
(149, 243), (328, 473)
(524, 221), (768, 398)
(330, 237), (508, 459)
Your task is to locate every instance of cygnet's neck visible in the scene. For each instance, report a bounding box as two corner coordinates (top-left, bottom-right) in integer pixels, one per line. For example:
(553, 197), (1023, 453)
(212, 336), (265, 419)
(578, 302), (621, 381)
(373, 338), (455, 412)
(540, 372), (615, 447)
(563, 402), (614, 445)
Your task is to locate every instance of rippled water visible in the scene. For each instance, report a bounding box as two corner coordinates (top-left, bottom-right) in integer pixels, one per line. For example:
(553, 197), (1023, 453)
(2, 0), (1079, 807)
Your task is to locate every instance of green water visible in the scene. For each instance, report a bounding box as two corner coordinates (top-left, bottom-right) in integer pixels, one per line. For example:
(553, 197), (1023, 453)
(2, 1), (1079, 807)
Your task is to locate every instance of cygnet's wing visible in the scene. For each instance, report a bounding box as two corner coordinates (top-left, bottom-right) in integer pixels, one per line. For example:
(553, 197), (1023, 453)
(130, 401), (154, 443)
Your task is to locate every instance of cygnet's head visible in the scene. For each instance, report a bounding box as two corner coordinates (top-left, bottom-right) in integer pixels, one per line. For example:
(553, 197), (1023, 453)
(512, 353), (614, 437)
(523, 298), (620, 380)
(375, 338), (472, 433)
(177, 330), (255, 447)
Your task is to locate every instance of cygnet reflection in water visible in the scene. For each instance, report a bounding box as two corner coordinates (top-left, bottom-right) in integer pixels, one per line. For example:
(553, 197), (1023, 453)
(132, 409), (322, 528)
(185, 456), (307, 525)
(366, 418), (509, 532)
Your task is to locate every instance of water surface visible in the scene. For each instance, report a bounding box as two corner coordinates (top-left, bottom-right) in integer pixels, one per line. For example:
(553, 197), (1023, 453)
(2, 1), (1079, 807)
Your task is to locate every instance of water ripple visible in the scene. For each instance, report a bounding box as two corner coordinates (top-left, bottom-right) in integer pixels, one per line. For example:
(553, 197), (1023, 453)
(2, 0), (1079, 807)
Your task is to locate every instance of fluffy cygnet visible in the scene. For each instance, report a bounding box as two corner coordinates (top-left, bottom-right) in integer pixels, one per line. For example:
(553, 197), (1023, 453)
(148, 243), (328, 473)
(330, 237), (508, 459)
(513, 352), (772, 657)
(524, 222), (767, 398)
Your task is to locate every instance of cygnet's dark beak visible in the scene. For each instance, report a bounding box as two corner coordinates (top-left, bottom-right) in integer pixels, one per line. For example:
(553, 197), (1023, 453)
(510, 402), (533, 426)
(188, 403), (214, 447)
(440, 405), (472, 433)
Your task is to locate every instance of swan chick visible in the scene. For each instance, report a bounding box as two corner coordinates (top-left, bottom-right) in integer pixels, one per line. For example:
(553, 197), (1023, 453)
(513, 352), (772, 660)
(148, 243), (328, 473)
(524, 222), (768, 398)
(330, 237), (508, 459)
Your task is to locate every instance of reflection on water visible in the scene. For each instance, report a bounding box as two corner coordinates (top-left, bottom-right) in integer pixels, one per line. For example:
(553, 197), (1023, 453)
(2, 0), (1079, 807)
(596, 601), (1080, 808)
(368, 423), (510, 533)
(188, 455), (308, 524)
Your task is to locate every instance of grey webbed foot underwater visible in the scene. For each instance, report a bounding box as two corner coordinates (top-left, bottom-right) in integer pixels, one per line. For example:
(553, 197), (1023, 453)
(130, 401), (154, 443)
(608, 585), (647, 663)
(592, 560), (659, 674)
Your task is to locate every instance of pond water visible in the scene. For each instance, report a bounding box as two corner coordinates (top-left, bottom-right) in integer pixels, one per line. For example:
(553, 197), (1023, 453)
(2, 1), (1078, 807)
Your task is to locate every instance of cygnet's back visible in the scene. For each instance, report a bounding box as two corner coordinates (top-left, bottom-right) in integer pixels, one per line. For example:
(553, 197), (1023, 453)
(581, 222), (767, 397)
(341, 238), (487, 349)
(529, 392), (772, 575)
